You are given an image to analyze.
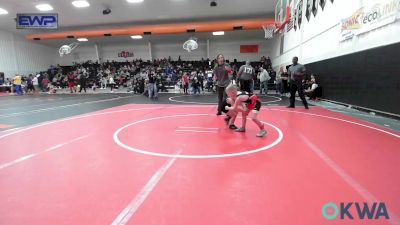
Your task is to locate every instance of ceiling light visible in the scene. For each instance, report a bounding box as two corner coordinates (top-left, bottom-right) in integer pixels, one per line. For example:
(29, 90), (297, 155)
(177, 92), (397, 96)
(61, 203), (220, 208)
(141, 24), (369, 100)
(130, 35), (143, 39)
(126, 0), (144, 3)
(213, 31), (224, 36)
(36, 4), (53, 11)
(77, 38), (88, 42)
(72, 0), (90, 8)
(0, 8), (8, 15)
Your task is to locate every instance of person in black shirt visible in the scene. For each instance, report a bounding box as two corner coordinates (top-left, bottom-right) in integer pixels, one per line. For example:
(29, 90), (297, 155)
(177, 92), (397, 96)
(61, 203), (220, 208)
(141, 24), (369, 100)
(148, 73), (158, 99)
(213, 54), (233, 115)
(78, 74), (87, 93)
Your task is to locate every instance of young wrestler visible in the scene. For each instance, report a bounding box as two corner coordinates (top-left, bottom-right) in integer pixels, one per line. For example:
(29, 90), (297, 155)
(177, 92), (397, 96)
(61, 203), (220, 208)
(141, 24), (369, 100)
(224, 84), (267, 137)
(221, 97), (238, 130)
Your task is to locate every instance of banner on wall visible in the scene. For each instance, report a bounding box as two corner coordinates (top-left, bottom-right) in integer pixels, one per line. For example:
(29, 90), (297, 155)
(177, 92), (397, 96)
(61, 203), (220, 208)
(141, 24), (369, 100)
(306, 0), (312, 21)
(297, 0), (303, 29)
(118, 51), (134, 58)
(240, 45), (259, 53)
(320, 0), (326, 10)
(340, 0), (400, 41)
(287, 0), (297, 32)
(312, 0), (318, 17)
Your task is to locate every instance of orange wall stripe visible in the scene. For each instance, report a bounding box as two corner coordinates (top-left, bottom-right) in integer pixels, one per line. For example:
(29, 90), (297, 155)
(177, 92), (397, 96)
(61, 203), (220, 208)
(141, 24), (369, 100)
(26, 18), (275, 40)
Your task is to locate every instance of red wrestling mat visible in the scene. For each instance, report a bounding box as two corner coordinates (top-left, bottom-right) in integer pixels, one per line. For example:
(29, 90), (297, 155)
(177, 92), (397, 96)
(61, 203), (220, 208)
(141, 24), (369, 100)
(0, 104), (399, 225)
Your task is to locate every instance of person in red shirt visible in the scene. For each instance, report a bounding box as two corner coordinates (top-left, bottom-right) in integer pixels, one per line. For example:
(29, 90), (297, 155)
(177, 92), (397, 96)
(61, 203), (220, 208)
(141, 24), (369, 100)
(182, 72), (189, 94)
(67, 73), (77, 93)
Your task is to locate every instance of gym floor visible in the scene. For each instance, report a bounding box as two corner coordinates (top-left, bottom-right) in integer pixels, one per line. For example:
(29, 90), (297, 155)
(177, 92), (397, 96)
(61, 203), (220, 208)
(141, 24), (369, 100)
(0, 93), (399, 225)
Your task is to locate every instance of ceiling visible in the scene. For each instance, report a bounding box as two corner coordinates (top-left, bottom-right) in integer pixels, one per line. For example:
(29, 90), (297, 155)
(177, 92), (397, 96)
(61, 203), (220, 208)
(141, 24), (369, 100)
(0, 0), (275, 34)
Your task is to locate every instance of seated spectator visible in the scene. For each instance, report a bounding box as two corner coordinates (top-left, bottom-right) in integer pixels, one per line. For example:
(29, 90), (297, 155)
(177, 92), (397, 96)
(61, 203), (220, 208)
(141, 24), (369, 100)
(305, 75), (322, 100)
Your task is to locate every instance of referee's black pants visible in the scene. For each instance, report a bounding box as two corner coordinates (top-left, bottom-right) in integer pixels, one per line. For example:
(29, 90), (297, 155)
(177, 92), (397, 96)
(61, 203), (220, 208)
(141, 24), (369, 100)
(239, 79), (252, 93)
(216, 86), (227, 114)
(289, 82), (308, 108)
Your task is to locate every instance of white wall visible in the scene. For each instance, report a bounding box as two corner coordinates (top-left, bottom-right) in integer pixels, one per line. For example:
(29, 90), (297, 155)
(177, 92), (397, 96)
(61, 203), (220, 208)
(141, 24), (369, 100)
(55, 45), (98, 65)
(210, 39), (272, 61)
(56, 37), (272, 65)
(153, 41), (208, 61)
(271, 0), (400, 69)
(0, 30), (56, 78)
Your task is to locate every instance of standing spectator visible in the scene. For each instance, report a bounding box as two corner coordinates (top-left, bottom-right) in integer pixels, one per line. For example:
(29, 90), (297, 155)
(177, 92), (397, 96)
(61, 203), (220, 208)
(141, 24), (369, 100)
(26, 75), (34, 94)
(287, 56), (309, 109)
(237, 60), (254, 93)
(148, 73), (158, 99)
(213, 54), (233, 115)
(109, 75), (115, 93)
(67, 73), (77, 93)
(13, 74), (23, 94)
(192, 75), (200, 95)
(98, 70), (106, 89)
(41, 75), (50, 92)
(182, 72), (189, 94)
(275, 67), (284, 96)
(259, 67), (271, 95)
(198, 71), (204, 93)
(79, 74), (87, 93)
(32, 75), (39, 93)
(281, 68), (289, 96)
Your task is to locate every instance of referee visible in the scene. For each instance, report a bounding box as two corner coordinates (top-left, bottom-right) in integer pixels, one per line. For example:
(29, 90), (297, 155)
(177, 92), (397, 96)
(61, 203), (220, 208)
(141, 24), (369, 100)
(287, 56), (309, 109)
(213, 54), (233, 115)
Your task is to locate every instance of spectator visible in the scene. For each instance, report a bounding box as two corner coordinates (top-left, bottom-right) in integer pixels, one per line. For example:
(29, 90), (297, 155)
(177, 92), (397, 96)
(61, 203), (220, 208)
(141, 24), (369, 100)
(26, 74), (34, 94)
(259, 67), (271, 95)
(67, 73), (77, 93)
(13, 74), (23, 94)
(281, 68), (289, 96)
(41, 75), (50, 92)
(305, 75), (321, 100)
(148, 73), (158, 99)
(32, 75), (39, 93)
(78, 74), (87, 93)
(237, 60), (254, 93)
(182, 72), (189, 94)
(109, 75), (115, 93)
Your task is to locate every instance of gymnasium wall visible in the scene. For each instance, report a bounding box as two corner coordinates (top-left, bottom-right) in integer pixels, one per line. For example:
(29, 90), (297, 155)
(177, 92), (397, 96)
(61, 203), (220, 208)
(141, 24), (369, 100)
(306, 42), (400, 115)
(55, 37), (272, 65)
(270, 0), (400, 114)
(0, 30), (56, 78)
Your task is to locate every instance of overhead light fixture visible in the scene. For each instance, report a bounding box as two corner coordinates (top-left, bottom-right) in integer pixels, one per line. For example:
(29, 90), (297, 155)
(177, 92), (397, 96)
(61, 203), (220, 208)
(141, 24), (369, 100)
(213, 31), (224, 36)
(36, 4), (53, 11)
(0, 8), (8, 15)
(126, 0), (144, 3)
(72, 0), (90, 8)
(77, 38), (88, 42)
(130, 35), (143, 39)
